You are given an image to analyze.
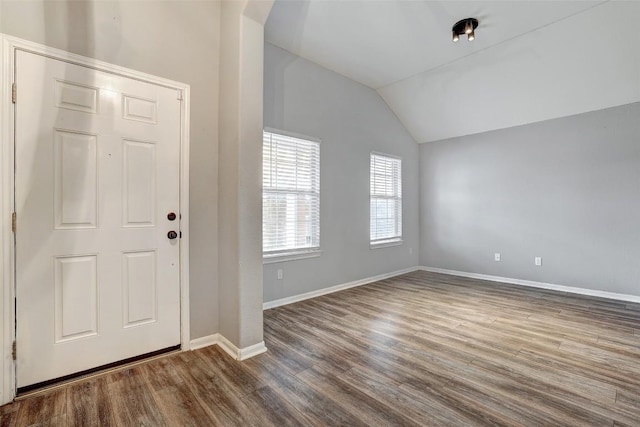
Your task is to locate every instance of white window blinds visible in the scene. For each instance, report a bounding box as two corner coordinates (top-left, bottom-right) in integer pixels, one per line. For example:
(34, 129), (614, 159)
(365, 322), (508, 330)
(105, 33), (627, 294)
(263, 130), (320, 255)
(370, 153), (402, 244)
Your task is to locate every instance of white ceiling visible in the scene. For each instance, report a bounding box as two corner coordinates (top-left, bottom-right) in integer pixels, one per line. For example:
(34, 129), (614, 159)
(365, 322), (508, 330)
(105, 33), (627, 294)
(265, 1), (639, 143)
(265, 0), (602, 90)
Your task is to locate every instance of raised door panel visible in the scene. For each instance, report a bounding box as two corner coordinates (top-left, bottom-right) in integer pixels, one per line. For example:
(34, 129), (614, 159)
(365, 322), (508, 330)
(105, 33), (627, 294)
(122, 251), (157, 328)
(54, 255), (98, 343)
(122, 95), (157, 124)
(54, 130), (98, 229)
(122, 139), (156, 227)
(54, 80), (99, 114)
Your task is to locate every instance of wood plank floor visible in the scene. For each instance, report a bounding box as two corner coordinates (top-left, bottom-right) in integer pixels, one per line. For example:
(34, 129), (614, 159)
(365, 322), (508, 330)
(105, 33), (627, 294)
(2, 270), (640, 426)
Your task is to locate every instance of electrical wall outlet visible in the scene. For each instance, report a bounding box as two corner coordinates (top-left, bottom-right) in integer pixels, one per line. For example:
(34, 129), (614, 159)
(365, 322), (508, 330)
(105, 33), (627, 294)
(277, 269), (283, 280)
(535, 257), (542, 266)
(494, 253), (501, 262)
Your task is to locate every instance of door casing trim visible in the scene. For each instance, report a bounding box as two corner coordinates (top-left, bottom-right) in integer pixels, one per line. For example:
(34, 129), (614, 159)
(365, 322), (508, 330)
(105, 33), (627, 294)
(0, 34), (191, 404)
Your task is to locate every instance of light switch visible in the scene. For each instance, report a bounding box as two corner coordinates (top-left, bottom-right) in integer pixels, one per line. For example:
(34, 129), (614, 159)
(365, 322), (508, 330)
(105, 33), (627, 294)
(494, 253), (501, 262)
(535, 257), (542, 266)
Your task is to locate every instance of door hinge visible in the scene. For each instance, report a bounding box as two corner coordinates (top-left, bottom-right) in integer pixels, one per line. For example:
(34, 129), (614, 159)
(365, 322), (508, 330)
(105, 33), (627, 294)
(176, 90), (183, 101)
(12, 83), (16, 103)
(12, 341), (16, 361)
(11, 212), (16, 233)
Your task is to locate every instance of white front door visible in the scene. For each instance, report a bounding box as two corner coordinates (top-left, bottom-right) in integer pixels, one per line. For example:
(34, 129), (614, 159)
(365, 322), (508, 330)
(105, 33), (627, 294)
(15, 50), (182, 388)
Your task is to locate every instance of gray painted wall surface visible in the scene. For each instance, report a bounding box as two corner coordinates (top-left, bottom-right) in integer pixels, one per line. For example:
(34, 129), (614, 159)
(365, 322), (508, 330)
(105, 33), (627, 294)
(420, 102), (640, 296)
(263, 43), (419, 303)
(1, 0), (221, 339)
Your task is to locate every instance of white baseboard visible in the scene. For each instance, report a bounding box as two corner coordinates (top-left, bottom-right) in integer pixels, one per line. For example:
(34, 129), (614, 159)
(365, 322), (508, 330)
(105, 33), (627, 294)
(419, 266), (640, 304)
(216, 334), (268, 360)
(215, 334), (240, 359)
(189, 334), (220, 350)
(263, 266), (420, 310)
(238, 341), (268, 360)
(189, 334), (219, 350)
(189, 333), (268, 360)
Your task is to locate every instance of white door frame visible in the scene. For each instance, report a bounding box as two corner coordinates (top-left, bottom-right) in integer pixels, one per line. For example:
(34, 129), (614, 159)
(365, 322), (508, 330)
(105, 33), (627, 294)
(0, 34), (191, 404)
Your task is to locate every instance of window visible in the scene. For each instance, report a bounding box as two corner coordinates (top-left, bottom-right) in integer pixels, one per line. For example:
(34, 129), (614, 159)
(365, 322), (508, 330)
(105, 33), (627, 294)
(370, 153), (402, 246)
(263, 130), (320, 258)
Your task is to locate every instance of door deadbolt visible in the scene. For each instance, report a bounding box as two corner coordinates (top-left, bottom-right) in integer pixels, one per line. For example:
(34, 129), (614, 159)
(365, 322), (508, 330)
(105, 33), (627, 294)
(167, 212), (177, 221)
(167, 231), (178, 240)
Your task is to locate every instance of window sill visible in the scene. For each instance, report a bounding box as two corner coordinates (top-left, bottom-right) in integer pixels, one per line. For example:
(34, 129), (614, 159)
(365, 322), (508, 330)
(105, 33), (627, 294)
(370, 239), (403, 249)
(263, 249), (322, 264)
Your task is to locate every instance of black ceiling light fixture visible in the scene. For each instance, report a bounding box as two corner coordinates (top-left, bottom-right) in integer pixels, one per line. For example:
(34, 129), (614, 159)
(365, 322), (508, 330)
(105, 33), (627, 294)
(452, 18), (479, 42)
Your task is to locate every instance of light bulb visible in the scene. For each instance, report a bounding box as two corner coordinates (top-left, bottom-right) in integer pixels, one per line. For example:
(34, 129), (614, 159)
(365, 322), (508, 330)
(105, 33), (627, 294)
(464, 20), (473, 34)
(468, 30), (475, 41)
(452, 31), (459, 42)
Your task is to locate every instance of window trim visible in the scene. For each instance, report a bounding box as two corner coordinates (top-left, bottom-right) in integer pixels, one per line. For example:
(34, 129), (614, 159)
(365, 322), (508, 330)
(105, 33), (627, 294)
(369, 151), (403, 247)
(263, 249), (323, 264)
(264, 127), (322, 144)
(262, 128), (321, 260)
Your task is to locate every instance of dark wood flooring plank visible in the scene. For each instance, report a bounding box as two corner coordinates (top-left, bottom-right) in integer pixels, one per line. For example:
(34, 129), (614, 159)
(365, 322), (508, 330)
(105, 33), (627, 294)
(106, 366), (168, 427)
(517, 347), (640, 392)
(15, 389), (66, 427)
(3, 270), (640, 426)
(26, 414), (67, 426)
(140, 358), (211, 427)
(463, 357), (618, 426)
(196, 346), (264, 397)
(171, 348), (264, 426)
(296, 365), (421, 427)
(66, 377), (115, 427)
(337, 365), (478, 426)
(240, 386), (312, 427)
(242, 353), (370, 426)
(260, 334), (316, 374)
(0, 401), (20, 427)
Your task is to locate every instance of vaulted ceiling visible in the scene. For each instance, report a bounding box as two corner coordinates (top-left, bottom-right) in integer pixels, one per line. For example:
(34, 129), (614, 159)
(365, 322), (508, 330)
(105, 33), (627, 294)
(265, 1), (640, 143)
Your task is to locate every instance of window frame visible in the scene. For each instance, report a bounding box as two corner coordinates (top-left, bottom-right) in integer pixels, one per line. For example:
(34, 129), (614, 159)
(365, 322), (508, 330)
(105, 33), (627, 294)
(369, 151), (403, 248)
(262, 128), (321, 262)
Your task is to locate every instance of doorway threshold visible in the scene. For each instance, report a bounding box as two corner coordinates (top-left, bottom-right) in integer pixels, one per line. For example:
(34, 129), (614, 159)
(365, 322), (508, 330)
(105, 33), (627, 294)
(16, 344), (181, 399)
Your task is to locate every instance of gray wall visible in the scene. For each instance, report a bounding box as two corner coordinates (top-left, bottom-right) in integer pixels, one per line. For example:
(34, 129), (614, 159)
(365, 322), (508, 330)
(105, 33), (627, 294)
(420, 102), (640, 296)
(1, 0), (221, 339)
(263, 43), (419, 303)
